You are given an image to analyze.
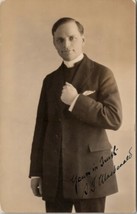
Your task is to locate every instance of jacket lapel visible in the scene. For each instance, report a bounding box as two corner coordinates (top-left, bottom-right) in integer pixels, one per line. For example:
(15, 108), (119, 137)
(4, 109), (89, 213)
(54, 55), (95, 117)
(54, 65), (67, 115)
(71, 55), (94, 93)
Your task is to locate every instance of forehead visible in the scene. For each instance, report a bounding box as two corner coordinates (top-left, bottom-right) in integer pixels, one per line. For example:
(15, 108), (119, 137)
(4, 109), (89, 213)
(53, 21), (81, 37)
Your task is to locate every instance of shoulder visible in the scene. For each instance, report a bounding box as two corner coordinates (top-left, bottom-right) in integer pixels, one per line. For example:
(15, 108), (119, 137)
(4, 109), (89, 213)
(85, 54), (113, 76)
(84, 55), (116, 86)
(91, 61), (116, 88)
(93, 60), (112, 75)
(43, 64), (62, 84)
(90, 59), (114, 81)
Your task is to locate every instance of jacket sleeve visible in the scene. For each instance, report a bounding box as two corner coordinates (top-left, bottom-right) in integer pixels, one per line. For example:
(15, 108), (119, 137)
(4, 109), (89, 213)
(71, 68), (122, 130)
(29, 78), (48, 177)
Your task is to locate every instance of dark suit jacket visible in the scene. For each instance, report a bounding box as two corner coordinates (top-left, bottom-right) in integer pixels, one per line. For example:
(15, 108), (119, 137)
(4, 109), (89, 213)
(29, 54), (122, 200)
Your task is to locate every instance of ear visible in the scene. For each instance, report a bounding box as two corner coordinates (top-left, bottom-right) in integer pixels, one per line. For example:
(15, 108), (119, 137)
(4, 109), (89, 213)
(82, 35), (85, 46)
(53, 37), (57, 48)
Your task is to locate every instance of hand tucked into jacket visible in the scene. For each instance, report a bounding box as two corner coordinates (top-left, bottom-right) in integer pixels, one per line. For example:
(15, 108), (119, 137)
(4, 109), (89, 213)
(61, 82), (78, 105)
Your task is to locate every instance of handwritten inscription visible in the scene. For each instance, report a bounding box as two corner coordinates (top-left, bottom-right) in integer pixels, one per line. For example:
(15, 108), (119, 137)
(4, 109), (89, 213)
(70, 146), (133, 197)
(70, 172), (96, 195)
(100, 145), (118, 167)
(99, 147), (132, 185)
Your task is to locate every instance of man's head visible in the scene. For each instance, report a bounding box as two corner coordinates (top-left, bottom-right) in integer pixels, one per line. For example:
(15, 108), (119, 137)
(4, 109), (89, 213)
(52, 17), (85, 61)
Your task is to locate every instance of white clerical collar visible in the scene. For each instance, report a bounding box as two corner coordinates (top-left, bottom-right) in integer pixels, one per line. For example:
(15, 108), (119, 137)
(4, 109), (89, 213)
(64, 53), (84, 68)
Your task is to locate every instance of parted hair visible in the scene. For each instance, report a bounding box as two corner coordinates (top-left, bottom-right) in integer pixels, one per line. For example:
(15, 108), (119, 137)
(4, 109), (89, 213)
(52, 17), (84, 36)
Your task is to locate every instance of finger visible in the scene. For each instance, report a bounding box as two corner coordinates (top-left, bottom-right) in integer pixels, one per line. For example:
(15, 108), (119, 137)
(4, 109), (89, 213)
(37, 187), (42, 197)
(65, 82), (75, 89)
(61, 95), (64, 101)
(63, 85), (66, 89)
(31, 178), (42, 197)
(65, 82), (72, 86)
(32, 186), (40, 196)
(39, 183), (42, 195)
(60, 94), (63, 101)
(61, 89), (65, 95)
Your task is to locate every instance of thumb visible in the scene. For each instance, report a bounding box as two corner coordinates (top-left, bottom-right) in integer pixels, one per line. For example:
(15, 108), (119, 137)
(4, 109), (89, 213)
(65, 82), (72, 86)
(39, 179), (42, 195)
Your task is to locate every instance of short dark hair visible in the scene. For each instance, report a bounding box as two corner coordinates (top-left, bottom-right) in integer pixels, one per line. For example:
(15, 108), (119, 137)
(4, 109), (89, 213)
(52, 17), (84, 36)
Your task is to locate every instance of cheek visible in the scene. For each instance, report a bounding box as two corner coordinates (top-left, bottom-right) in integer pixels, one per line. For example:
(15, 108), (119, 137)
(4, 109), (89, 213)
(54, 42), (62, 50)
(74, 43), (83, 51)
(74, 40), (83, 47)
(55, 45), (62, 53)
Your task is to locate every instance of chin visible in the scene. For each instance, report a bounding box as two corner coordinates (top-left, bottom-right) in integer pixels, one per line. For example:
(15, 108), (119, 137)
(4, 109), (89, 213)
(62, 55), (76, 61)
(59, 52), (77, 61)
(63, 58), (72, 61)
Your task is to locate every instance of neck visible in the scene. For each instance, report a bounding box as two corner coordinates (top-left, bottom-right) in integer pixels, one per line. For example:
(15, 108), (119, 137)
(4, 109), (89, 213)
(64, 53), (84, 68)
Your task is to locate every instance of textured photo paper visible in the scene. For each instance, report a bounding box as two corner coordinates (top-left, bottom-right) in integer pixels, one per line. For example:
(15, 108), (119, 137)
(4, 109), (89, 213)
(0, 0), (136, 213)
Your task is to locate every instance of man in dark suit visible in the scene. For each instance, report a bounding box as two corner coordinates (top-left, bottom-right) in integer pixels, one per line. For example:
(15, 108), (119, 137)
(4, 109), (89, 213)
(29, 17), (122, 212)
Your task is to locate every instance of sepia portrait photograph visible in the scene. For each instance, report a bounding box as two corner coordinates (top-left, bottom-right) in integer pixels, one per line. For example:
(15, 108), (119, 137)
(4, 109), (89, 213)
(0, 0), (136, 213)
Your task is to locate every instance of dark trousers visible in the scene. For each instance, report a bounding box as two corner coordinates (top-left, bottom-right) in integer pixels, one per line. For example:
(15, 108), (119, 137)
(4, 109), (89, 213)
(46, 197), (106, 212)
(45, 152), (106, 212)
(45, 163), (106, 212)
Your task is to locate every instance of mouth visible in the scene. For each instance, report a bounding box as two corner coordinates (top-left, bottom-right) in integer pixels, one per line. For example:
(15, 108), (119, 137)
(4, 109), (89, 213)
(62, 50), (73, 54)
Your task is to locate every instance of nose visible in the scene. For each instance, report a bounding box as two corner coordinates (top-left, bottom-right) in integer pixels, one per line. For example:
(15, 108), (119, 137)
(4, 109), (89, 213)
(63, 39), (70, 49)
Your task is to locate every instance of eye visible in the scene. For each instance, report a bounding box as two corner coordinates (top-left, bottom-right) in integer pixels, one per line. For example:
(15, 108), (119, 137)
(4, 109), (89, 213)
(56, 38), (64, 43)
(69, 36), (75, 41)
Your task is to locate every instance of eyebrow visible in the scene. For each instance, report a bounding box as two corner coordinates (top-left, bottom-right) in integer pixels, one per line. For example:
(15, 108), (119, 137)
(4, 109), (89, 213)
(56, 35), (76, 39)
(56, 37), (64, 40)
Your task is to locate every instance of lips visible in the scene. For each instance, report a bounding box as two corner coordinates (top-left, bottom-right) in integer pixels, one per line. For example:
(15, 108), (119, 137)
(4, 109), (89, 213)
(62, 50), (71, 53)
(62, 50), (73, 54)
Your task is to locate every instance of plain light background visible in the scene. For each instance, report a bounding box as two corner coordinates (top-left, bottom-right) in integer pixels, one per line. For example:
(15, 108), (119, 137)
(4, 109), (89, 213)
(0, 0), (136, 212)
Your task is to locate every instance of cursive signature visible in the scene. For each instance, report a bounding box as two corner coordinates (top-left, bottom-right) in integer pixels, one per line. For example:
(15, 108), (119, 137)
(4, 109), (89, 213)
(70, 146), (133, 197)
(100, 145), (118, 167)
(70, 171), (91, 194)
(99, 147), (132, 185)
